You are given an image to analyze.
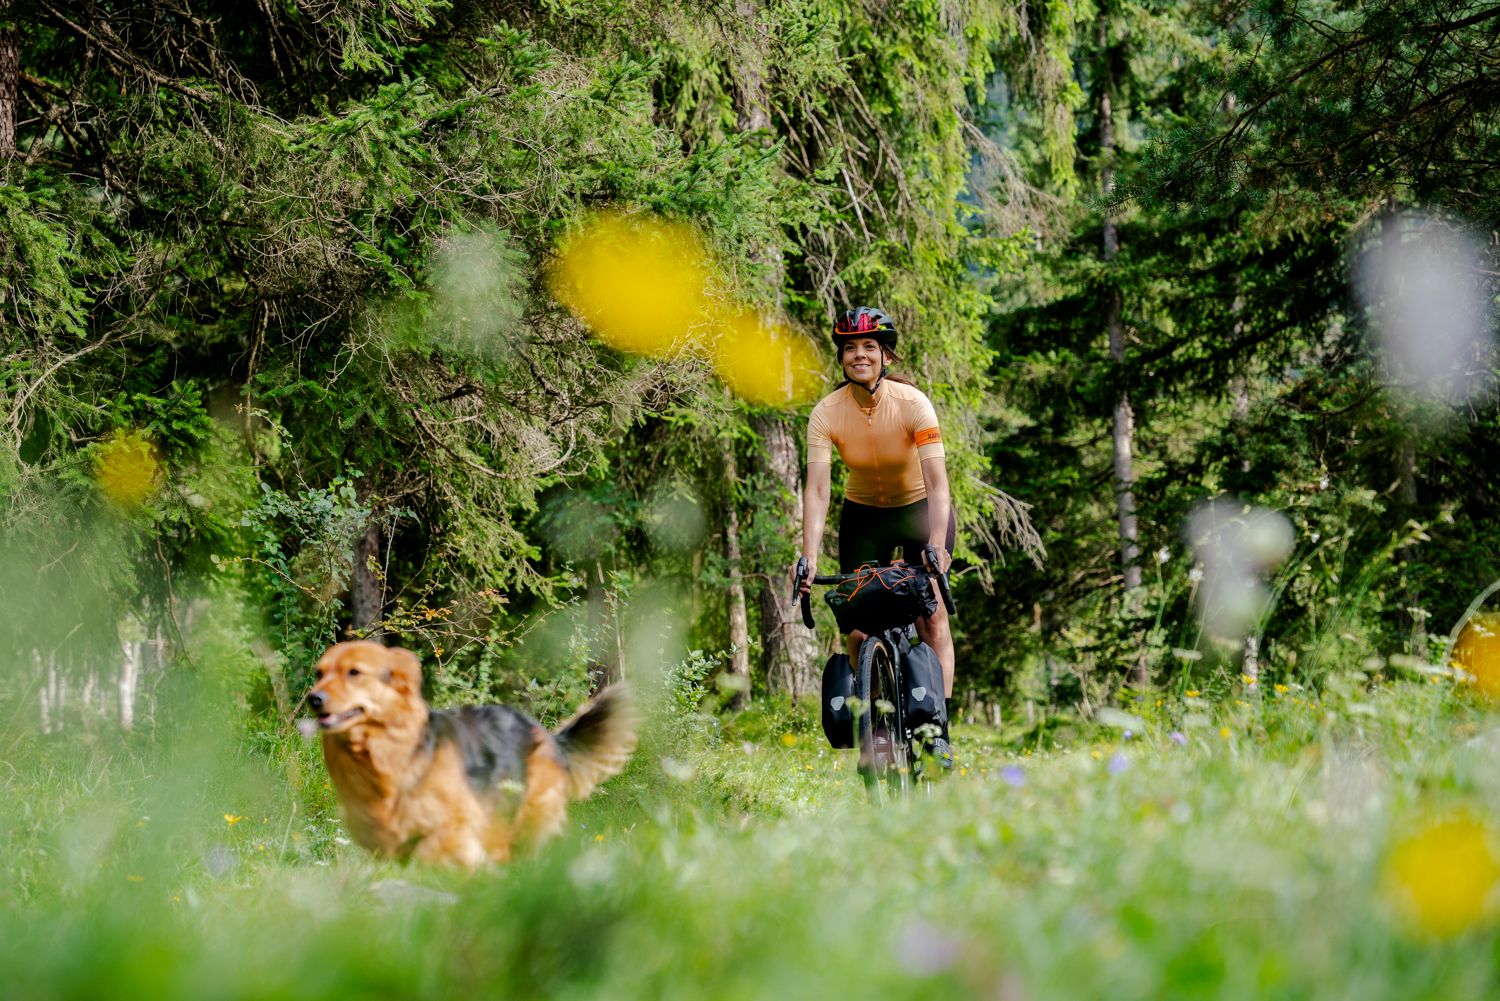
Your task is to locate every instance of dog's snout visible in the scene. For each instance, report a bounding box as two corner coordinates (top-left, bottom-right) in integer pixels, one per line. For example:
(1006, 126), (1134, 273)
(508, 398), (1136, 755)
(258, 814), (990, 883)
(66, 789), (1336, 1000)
(306, 690), (328, 713)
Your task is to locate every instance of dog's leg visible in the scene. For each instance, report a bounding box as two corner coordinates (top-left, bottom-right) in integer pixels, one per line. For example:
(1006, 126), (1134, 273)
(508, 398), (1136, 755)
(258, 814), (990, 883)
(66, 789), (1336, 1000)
(511, 735), (571, 854)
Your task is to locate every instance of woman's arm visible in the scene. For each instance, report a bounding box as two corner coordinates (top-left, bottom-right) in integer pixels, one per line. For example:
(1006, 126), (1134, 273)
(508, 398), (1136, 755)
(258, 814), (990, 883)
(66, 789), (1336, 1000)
(920, 455), (952, 573)
(798, 461), (832, 592)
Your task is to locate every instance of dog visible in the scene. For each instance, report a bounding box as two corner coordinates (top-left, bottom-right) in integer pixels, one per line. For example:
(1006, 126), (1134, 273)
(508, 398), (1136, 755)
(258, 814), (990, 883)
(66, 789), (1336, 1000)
(305, 640), (637, 867)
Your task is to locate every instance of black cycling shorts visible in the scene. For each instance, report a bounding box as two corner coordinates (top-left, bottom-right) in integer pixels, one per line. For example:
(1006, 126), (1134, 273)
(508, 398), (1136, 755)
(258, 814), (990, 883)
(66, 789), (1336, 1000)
(838, 497), (956, 573)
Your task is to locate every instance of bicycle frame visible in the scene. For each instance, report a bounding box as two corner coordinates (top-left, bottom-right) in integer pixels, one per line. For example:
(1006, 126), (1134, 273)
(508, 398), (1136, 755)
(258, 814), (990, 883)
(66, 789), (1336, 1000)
(792, 550), (955, 796)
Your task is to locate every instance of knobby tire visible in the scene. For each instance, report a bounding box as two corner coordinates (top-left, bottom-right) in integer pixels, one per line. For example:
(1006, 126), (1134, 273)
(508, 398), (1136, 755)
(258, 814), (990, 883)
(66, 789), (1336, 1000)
(854, 634), (909, 802)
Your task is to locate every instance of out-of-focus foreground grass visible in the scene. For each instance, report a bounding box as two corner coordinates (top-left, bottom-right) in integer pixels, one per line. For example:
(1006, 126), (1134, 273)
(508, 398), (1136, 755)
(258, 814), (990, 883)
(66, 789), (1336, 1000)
(2, 676), (1498, 1000)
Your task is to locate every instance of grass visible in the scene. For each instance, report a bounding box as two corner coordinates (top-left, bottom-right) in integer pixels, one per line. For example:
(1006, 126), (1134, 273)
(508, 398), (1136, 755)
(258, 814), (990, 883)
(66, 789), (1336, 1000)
(2, 674), (1498, 1000)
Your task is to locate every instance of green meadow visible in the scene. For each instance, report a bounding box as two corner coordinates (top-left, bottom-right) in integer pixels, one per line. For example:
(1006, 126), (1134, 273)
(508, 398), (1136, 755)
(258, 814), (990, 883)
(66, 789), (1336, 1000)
(4, 672), (1496, 1001)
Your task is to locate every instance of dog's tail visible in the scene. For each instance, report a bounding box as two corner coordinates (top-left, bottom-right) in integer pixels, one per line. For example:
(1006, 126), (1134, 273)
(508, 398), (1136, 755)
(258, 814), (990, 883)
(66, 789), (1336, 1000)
(552, 684), (639, 800)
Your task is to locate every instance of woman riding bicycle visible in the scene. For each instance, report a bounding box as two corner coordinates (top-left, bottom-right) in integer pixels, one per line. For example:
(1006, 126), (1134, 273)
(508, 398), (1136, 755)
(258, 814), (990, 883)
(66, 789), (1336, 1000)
(796, 306), (956, 762)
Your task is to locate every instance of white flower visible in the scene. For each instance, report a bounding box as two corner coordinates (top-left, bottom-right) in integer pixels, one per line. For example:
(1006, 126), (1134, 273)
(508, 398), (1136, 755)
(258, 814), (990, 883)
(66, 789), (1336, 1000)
(1188, 566), (1205, 583)
(1156, 547), (1172, 565)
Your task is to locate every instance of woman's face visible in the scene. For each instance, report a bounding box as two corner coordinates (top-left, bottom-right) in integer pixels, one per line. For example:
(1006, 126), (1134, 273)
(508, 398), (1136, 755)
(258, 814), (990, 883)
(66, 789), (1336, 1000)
(840, 337), (887, 386)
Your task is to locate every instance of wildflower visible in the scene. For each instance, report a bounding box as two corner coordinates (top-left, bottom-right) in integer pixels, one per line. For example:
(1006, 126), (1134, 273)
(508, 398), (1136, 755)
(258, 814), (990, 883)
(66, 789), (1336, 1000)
(1122, 730), (1134, 740)
(780, 733), (798, 748)
(1241, 674), (1258, 686)
(1169, 731), (1187, 747)
(1385, 815), (1500, 938)
(1000, 766), (1026, 788)
(1185, 689), (1201, 698)
(1188, 566), (1204, 583)
(224, 813), (244, 826)
(594, 833), (606, 843)
(1219, 727), (1232, 740)
(1107, 752), (1131, 775)
(1156, 547), (1172, 565)
(1090, 749), (1103, 760)
(1274, 684), (1289, 694)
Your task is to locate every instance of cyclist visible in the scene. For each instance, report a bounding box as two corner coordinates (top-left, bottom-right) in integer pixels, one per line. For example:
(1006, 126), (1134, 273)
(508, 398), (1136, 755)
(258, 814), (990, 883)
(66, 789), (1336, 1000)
(795, 306), (956, 763)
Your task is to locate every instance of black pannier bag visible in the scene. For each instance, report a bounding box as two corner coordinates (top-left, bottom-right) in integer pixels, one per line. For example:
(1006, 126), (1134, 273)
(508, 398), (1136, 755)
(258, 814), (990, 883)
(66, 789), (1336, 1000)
(823, 562), (937, 636)
(821, 653), (854, 748)
(897, 635), (946, 734)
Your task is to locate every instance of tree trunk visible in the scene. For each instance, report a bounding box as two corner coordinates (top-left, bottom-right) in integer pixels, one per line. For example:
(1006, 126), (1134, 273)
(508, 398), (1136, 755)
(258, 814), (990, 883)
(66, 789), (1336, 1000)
(0, 0), (15, 160)
(1098, 13), (1145, 686)
(350, 518), (385, 639)
(722, 442), (752, 709)
(754, 413), (818, 699)
(729, 6), (815, 698)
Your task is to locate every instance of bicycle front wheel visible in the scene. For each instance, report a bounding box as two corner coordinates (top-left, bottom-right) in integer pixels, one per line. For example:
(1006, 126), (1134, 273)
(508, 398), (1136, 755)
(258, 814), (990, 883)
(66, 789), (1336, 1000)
(854, 635), (910, 801)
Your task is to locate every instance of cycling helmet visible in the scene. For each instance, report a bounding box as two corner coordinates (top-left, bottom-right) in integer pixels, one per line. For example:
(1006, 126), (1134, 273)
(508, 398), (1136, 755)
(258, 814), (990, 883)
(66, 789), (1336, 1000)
(832, 306), (897, 351)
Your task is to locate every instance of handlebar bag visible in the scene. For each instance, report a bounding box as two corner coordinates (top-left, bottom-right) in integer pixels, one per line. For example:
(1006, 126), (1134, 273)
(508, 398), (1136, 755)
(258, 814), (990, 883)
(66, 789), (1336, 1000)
(820, 653), (854, 748)
(823, 562), (937, 635)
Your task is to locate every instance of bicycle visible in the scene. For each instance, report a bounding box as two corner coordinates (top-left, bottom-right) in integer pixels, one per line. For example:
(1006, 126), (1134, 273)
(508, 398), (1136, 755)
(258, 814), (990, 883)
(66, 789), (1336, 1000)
(791, 545), (956, 800)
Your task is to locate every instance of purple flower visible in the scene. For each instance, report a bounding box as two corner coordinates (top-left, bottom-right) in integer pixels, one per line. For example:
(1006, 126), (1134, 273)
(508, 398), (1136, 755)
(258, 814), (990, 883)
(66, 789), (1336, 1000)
(1107, 752), (1131, 775)
(1000, 765), (1026, 788)
(1123, 730), (1134, 740)
(1169, 731), (1188, 747)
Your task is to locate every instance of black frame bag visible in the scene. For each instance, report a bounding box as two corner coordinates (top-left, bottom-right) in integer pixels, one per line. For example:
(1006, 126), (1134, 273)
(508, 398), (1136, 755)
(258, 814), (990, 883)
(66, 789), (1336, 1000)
(823, 562), (937, 636)
(896, 634), (946, 733)
(821, 653), (854, 748)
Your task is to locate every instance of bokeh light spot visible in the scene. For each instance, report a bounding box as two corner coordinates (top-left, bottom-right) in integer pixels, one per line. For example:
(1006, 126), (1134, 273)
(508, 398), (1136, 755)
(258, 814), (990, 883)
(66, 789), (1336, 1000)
(1385, 814), (1500, 938)
(712, 312), (824, 407)
(1451, 612), (1500, 699)
(93, 431), (161, 509)
(550, 212), (710, 358)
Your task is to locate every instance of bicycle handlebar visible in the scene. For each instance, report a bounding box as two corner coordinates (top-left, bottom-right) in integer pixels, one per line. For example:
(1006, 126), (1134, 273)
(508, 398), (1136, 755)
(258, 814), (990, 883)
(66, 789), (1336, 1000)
(792, 553), (955, 631)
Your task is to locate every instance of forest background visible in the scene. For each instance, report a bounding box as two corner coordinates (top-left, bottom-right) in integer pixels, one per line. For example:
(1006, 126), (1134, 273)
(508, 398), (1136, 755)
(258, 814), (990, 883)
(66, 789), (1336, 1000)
(6, 0), (1496, 728)
(4, 2), (1500, 998)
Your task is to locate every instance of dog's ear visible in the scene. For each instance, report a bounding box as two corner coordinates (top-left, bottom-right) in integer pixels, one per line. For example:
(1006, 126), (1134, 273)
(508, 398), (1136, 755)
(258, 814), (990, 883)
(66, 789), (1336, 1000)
(383, 646), (424, 696)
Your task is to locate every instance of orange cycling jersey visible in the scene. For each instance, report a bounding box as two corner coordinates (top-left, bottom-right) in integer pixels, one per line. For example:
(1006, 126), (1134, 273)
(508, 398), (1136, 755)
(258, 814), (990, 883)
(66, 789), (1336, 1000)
(805, 380), (945, 507)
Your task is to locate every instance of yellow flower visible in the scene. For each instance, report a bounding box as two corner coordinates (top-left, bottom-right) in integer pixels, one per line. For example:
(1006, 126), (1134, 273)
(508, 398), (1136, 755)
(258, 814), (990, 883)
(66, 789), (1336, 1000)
(780, 733), (798, 748)
(1185, 689), (1201, 698)
(1274, 684), (1289, 694)
(550, 212), (710, 358)
(224, 813), (244, 826)
(1386, 815), (1500, 938)
(93, 430), (161, 509)
(594, 833), (606, 843)
(1219, 727), (1232, 740)
(1241, 674), (1258, 686)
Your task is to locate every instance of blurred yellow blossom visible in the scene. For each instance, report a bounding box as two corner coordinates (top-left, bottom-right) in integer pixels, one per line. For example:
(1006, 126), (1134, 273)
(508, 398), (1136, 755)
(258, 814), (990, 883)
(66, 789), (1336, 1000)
(1452, 613), (1500, 700)
(550, 212), (710, 357)
(1385, 814), (1500, 938)
(94, 430), (161, 509)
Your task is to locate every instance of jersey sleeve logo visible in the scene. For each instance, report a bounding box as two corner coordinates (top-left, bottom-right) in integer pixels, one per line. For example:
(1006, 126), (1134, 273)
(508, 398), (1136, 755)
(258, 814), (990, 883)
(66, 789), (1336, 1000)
(914, 427), (942, 447)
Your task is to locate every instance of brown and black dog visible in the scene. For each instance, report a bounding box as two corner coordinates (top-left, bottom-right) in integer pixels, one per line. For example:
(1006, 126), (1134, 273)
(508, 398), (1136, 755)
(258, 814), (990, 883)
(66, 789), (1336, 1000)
(306, 641), (637, 867)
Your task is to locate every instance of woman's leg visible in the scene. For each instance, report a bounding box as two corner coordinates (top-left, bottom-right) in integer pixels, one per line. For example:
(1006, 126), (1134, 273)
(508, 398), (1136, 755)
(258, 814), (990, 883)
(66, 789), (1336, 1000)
(910, 500), (956, 695)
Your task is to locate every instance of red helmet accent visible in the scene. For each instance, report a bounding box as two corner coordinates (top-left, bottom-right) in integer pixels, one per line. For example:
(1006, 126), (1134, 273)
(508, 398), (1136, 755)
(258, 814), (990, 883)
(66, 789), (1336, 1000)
(832, 306), (897, 350)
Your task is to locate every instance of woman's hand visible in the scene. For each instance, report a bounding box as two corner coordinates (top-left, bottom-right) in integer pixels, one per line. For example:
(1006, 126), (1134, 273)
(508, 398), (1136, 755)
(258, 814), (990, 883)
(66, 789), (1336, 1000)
(923, 545), (951, 575)
(791, 558), (816, 595)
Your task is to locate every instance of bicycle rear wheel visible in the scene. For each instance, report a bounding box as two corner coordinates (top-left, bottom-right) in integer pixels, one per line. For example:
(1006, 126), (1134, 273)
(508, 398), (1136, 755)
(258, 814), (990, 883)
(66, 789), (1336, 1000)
(854, 635), (910, 801)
